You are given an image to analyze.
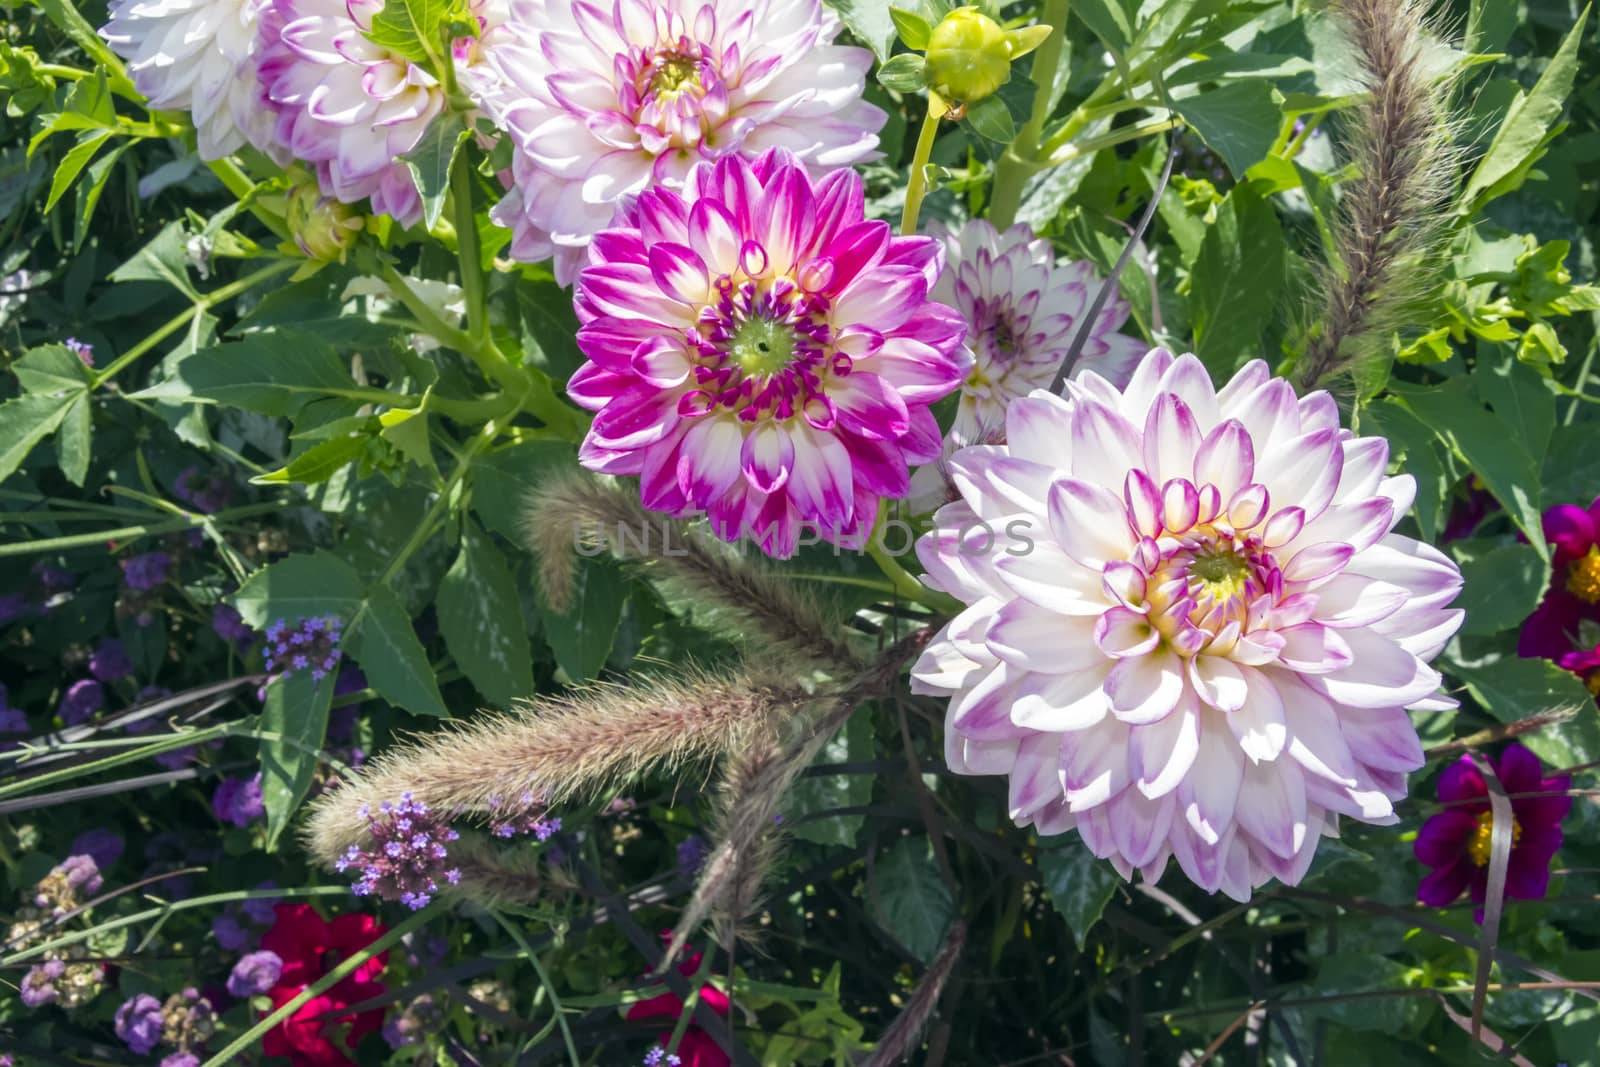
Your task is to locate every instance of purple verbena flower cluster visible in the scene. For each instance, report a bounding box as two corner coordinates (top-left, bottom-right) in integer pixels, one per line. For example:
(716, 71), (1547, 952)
(121, 551), (172, 592)
(227, 949), (283, 996)
(264, 616), (343, 680)
(487, 791), (559, 840)
(89, 638), (134, 683)
(335, 793), (460, 910)
(212, 774), (266, 827)
(211, 603), (255, 645)
(115, 993), (165, 1054)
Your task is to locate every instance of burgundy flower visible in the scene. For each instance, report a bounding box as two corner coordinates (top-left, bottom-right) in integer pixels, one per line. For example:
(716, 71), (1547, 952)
(1415, 743), (1571, 920)
(1519, 496), (1600, 662)
(258, 904), (387, 1066)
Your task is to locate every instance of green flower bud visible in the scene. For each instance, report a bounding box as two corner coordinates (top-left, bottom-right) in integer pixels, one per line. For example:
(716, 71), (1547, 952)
(285, 178), (363, 262)
(924, 7), (1051, 104)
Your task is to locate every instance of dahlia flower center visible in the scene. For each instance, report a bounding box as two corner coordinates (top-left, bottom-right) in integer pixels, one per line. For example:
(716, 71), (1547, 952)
(683, 276), (840, 425)
(1467, 810), (1522, 867)
(651, 52), (702, 98)
(1566, 546), (1600, 603)
(1143, 528), (1273, 652)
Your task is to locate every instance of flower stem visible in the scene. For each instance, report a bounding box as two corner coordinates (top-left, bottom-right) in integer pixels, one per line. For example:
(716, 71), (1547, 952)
(988, 0), (1070, 230)
(490, 909), (581, 1067)
(865, 500), (964, 615)
(450, 147), (490, 347)
(1041, 116), (1181, 167)
(900, 93), (950, 237)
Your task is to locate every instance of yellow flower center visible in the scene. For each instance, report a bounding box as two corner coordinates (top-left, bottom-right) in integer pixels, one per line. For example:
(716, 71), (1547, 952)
(1566, 545), (1600, 604)
(1466, 810), (1522, 868)
(651, 54), (700, 99)
(1189, 546), (1254, 602)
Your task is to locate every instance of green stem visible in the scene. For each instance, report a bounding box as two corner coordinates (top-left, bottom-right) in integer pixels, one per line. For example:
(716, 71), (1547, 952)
(900, 93), (949, 237)
(988, 0), (1070, 230)
(207, 158), (289, 240)
(1565, 334), (1599, 426)
(0, 501), (285, 558)
(491, 910), (581, 1067)
(864, 500), (964, 614)
(91, 260), (297, 386)
(34, 0), (140, 100)
(451, 149), (490, 346)
(1041, 116), (1182, 167)
(199, 908), (433, 1067)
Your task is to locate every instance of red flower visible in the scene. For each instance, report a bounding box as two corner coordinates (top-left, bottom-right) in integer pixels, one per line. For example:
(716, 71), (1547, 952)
(258, 904), (388, 1066)
(626, 944), (731, 1067)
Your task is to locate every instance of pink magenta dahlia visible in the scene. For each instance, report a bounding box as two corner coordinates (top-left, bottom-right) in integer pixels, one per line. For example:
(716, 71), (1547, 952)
(101, 0), (284, 161)
(1518, 495), (1600, 665)
(910, 350), (1465, 899)
(568, 149), (970, 558)
(1415, 744), (1571, 919)
(470, 0), (885, 283)
(258, 0), (504, 226)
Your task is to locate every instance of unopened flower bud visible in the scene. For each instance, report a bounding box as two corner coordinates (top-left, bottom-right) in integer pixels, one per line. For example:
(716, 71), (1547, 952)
(925, 7), (1050, 104)
(286, 183), (363, 262)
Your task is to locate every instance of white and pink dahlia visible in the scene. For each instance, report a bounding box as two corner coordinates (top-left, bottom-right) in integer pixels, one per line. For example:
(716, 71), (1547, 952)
(471, 0), (885, 283)
(911, 350), (1464, 899)
(101, 0), (283, 161)
(569, 149), (970, 558)
(257, 0), (503, 226)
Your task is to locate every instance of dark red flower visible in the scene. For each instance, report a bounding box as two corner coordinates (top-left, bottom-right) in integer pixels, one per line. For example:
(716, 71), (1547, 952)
(626, 943), (731, 1067)
(1414, 744), (1571, 921)
(258, 904), (388, 1066)
(1518, 496), (1600, 666)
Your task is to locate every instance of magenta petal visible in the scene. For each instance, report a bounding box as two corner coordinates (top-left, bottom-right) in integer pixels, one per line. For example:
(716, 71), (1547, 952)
(1504, 855), (1552, 901)
(1436, 756), (1487, 805)
(1493, 742), (1544, 794)
(1416, 857), (1472, 906)
(1414, 810), (1476, 866)
(1543, 503), (1597, 560)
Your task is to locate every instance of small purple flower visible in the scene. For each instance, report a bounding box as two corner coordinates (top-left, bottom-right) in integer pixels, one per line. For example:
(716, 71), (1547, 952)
(213, 912), (252, 951)
(175, 466), (233, 514)
(121, 551), (172, 592)
(263, 615), (343, 680)
(115, 993), (164, 1054)
(31, 560), (75, 594)
(211, 603), (255, 645)
(241, 881), (280, 926)
(34, 854), (104, 915)
(63, 337), (94, 366)
(212, 775), (265, 828)
(676, 836), (709, 877)
(59, 679), (104, 725)
(0, 592), (31, 625)
(335, 792), (460, 909)
(69, 829), (125, 870)
(642, 1049), (682, 1067)
(20, 959), (66, 1007)
(226, 949), (283, 997)
(161, 1055), (201, 1067)
(0, 683), (26, 735)
(89, 638), (134, 683)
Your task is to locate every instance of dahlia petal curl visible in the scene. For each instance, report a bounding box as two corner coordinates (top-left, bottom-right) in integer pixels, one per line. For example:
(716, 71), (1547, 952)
(568, 148), (972, 559)
(469, 0), (887, 284)
(910, 350), (1465, 901)
(101, 0), (285, 162)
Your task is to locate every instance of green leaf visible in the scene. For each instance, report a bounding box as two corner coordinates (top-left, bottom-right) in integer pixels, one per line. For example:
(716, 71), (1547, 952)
(379, 411), (437, 475)
(1073, 0), (1135, 53)
(869, 837), (954, 962)
(13, 343), (93, 394)
(829, 0), (899, 62)
(252, 433), (371, 486)
(1359, 399), (1452, 542)
(0, 393), (77, 483)
(232, 551), (368, 625)
(44, 129), (112, 214)
(110, 220), (199, 298)
(1189, 183), (1285, 377)
(348, 584), (450, 718)
(1450, 656), (1600, 765)
(471, 440), (576, 542)
(1451, 541), (1546, 636)
(258, 669), (335, 850)
(1174, 81), (1282, 177)
(1466, 0), (1519, 53)
(889, 6), (931, 49)
(73, 140), (130, 253)
(964, 94), (1016, 143)
(1460, 6), (1589, 207)
(517, 279), (585, 379)
(534, 555), (626, 681)
(1388, 378), (1548, 562)
(1038, 843), (1119, 948)
(56, 393), (91, 487)
(364, 0), (449, 65)
(1473, 356), (1555, 463)
(1542, 424), (1600, 507)
(876, 52), (928, 93)
(132, 329), (363, 416)
(436, 519), (535, 707)
(786, 712), (873, 847)
(403, 118), (467, 230)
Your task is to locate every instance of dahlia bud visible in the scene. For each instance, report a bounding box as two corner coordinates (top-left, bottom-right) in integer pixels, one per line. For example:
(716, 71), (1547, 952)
(285, 182), (362, 263)
(924, 7), (1050, 104)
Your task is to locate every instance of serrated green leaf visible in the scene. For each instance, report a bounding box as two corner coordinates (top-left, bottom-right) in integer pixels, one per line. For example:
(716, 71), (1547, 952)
(472, 439), (576, 542)
(517, 278), (585, 378)
(56, 393), (90, 487)
(889, 6), (931, 49)
(436, 519), (534, 707)
(348, 583), (449, 717)
(1451, 541), (1547, 636)
(13, 344), (92, 394)
(232, 551), (368, 625)
(1450, 656), (1600, 765)
(131, 329), (364, 415)
(869, 837), (954, 962)
(1359, 398), (1452, 542)
(534, 555), (625, 681)
(1461, 6), (1589, 208)
(0, 392), (77, 483)
(252, 433), (370, 486)
(110, 219), (199, 297)
(1474, 356), (1555, 463)
(1190, 183), (1285, 377)
(964, 94), (1016, 143)
(73, 140), (131, 253)
(403, 118), (467, 230)
(1389, 378), (1548, 562)
(1174, 81), (1282, 177)
(1038, 843), (1119, 948)
(1072, 0), (1136, 53)
(829, 0), (899, 62)
(365, 0), (449, 65)
(380, 410), (437, 474)
(44, 129), (112, 214)
(1542, 424), (1600, 507)
(259, 669), (335, 849)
